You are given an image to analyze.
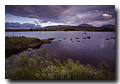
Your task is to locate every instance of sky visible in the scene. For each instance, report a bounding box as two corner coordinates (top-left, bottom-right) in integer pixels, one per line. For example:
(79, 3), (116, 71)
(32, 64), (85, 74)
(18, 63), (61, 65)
(5, 5), (115, 27)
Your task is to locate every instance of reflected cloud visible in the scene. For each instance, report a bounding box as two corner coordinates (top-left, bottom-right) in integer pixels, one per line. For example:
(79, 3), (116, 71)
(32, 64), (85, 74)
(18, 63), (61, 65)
(99, 38), (107, 49)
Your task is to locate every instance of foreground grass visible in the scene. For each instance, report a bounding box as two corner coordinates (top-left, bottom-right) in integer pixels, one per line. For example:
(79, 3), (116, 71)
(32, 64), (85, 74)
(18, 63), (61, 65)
(5, 46), (115, 79)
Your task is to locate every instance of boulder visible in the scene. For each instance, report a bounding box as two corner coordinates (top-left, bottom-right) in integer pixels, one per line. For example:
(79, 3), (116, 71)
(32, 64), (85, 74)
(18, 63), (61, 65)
(27, 48), (33, 51)
(76, 38), (79, 39)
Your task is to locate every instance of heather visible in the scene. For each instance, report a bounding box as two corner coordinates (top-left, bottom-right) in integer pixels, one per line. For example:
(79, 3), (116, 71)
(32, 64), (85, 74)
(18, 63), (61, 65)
(5, 46), (115, 79)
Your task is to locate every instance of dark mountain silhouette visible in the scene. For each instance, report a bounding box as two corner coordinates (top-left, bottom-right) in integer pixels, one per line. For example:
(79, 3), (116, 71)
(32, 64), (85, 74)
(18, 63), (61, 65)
(101, 24), (115, 28)
(44, 25), (73, 29)
(78, 24), (95, 27)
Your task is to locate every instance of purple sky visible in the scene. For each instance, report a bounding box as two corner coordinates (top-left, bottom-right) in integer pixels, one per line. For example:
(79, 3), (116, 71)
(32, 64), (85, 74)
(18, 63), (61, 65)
(5, 5), (115, 27)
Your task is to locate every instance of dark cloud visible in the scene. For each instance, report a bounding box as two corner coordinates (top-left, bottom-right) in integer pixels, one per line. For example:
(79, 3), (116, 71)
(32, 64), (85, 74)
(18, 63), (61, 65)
(79, 5), (115, 11)
(79, 5), (115, 18)
(5, 5), (115, 27)
(5, 5), (72, 19)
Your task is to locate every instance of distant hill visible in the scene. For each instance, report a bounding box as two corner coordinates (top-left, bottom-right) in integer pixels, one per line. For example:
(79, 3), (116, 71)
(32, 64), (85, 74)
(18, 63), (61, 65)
(44, 25), (62, 29)
(5, 25), (115, 32)
(101, 24), (115, 28)
(78, 24), (95, 27)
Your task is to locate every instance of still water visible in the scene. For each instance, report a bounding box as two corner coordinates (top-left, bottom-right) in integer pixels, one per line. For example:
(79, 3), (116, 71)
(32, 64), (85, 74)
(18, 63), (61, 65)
(5, 31), (115, 68)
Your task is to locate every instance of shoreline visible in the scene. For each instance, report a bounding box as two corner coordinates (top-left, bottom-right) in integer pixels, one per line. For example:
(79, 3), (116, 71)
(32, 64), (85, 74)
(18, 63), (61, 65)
(5, 26), (115, 32)
(5, 29), (115, 32)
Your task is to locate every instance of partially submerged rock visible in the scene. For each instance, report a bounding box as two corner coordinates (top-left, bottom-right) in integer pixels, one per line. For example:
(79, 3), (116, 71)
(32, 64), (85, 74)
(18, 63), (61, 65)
(63, 38), (66, 40)
(70, 38), (74, 42)
(110, 37), (115, 40)
(77, 40), (80, 42)
(87, 36), (90, 39)
(76, 38), (79, 39)
(111, 37), (114, 39)
(59, 40), (62, 42)
(106, 38), (109, 40)
(83, 37), (86, 39)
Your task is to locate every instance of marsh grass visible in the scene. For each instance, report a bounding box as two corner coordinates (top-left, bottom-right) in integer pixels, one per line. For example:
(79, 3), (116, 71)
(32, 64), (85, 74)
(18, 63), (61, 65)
(5, 46), (115, 79)
(40, 39), (52, 43)
(5, 36), (52, 50)
(5, 36), (52, 58)
(5, 36), (41, 50)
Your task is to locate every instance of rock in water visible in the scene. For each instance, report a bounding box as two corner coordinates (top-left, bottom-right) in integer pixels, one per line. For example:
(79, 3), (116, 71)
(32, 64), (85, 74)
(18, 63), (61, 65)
(59, 40), (62, 42)
(87, 36), (90, 39)
(83, 37), (86, 39)
(106, 38), (109, 40)
(63, 38), (66, 40)
(111, 37), (114, 39)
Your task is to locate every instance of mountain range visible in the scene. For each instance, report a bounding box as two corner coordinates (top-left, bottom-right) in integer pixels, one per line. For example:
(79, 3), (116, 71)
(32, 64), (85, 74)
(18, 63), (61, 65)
(5, 22), (115, 30)
(78, 24), (95, 27)
(101, 24), (115, 28)
(44, 25), (73, 29)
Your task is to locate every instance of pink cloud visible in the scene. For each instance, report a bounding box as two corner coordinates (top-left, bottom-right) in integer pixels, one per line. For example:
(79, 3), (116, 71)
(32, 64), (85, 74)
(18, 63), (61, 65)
(102, 14), (112, 19)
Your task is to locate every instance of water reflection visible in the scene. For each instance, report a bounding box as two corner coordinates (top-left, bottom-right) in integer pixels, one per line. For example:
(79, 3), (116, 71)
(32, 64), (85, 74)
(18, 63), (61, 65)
(99, 39), (107, 49)
(5, 31), (115, 68)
